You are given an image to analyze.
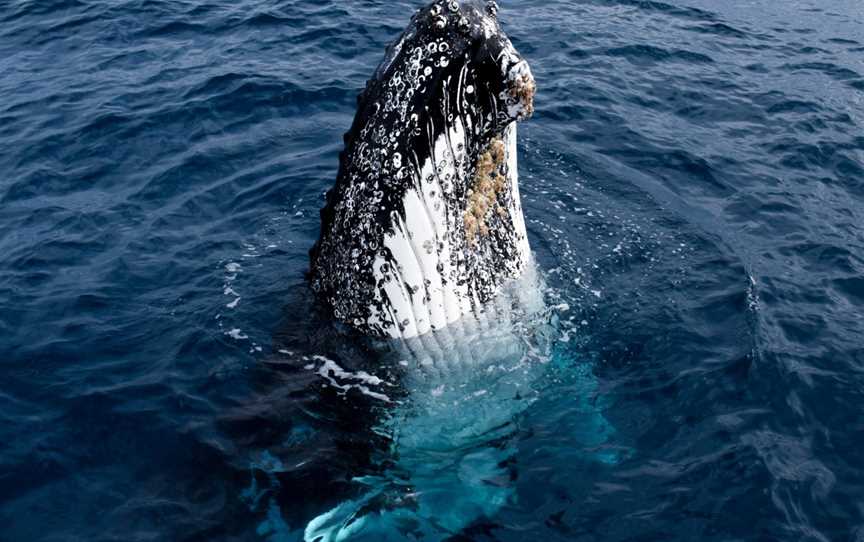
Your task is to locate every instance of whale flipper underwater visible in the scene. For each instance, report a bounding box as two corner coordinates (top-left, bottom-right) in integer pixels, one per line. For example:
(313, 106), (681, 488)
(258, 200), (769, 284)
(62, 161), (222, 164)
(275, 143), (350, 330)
(302, 1), (620, 540)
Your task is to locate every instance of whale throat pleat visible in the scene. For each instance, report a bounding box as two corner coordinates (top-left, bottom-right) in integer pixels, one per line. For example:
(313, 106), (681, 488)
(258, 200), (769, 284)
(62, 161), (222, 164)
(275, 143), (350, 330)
(363, 122), (529, 341)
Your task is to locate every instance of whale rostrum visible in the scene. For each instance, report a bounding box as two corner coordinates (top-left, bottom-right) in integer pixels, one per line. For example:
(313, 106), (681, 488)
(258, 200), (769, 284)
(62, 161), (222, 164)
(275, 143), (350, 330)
(309, 0), (536, 340)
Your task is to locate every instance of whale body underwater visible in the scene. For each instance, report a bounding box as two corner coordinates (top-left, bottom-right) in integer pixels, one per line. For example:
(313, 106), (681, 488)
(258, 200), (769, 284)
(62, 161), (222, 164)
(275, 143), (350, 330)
(298, 1), (620, 540)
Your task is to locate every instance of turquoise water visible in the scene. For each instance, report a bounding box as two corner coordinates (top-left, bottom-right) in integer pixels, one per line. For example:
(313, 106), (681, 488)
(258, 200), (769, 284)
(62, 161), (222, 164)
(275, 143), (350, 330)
(1, 0), (863, 540)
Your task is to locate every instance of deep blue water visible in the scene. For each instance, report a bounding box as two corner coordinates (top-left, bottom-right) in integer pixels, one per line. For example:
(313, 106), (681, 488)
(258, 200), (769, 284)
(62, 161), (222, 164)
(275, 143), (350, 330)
(2, 0), (864, 540)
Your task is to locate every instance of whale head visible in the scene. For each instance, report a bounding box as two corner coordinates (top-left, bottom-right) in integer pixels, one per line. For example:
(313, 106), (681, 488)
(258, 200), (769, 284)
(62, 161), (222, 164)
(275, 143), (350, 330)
(374, 0), (536, 125)
(310, 0), (536, 339)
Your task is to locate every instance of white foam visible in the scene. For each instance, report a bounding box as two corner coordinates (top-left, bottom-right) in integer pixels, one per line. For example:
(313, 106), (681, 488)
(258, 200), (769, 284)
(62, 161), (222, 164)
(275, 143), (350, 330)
(312, 356), (391, 403)
(226, 329), (248, 340)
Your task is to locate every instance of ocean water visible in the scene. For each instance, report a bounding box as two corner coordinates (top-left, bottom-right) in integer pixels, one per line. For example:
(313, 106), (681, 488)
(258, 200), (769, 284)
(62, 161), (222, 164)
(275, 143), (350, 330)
(2, 0), (863, 540)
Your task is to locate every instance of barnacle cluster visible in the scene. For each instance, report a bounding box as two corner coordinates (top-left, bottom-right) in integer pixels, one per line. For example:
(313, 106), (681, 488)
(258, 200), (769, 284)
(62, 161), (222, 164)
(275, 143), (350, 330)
(464, 137), (508, 244)
(510, 72), (536, 118)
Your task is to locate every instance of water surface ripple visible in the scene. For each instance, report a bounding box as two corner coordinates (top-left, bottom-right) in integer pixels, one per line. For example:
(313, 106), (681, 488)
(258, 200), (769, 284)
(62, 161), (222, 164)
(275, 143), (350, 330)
(1, 0), (863, 540)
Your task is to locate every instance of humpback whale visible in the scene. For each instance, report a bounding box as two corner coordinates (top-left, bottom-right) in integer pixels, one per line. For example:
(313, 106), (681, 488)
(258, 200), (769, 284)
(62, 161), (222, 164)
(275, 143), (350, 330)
(300, 2), (618, 541)
(309, 0), (536, 340)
